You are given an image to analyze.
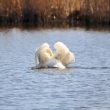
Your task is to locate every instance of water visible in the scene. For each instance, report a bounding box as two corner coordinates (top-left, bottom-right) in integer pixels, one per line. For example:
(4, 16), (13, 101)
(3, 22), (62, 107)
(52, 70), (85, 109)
(0, 27), (110, 110)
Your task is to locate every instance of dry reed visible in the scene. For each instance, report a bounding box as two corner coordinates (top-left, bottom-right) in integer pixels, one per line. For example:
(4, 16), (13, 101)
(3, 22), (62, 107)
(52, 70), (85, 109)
(0, 0), (109, 26)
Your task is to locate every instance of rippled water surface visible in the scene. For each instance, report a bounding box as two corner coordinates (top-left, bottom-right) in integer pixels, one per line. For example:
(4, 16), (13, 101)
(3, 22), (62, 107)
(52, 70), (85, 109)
(0, 27), (110, 110)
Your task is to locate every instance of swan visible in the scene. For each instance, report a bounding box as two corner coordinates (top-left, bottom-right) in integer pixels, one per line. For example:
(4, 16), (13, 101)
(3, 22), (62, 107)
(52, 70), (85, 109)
(35, 42), (75, 69)
(54, 42), (75, 67)
(35, 43), (65, 69)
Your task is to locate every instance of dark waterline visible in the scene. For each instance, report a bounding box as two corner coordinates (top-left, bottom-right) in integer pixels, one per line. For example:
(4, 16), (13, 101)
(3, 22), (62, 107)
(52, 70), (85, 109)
(0, 24), (110, 32)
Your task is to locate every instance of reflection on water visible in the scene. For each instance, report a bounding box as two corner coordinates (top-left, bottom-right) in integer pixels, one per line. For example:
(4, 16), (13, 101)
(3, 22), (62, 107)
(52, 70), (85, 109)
(0, 27), (110, 110)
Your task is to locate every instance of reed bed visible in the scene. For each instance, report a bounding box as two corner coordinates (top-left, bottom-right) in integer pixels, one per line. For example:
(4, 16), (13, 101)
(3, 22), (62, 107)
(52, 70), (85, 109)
(0, 0), (110, 26)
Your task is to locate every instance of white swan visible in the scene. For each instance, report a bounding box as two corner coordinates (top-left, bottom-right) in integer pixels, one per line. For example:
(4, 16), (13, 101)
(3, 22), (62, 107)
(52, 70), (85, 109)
(35, 43), (65, 69)
(35, 42), (75, 69)
(54, 42), (75, 67)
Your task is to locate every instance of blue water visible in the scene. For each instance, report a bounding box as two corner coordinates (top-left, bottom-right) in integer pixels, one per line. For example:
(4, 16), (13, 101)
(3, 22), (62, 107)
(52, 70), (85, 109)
(0, 28), (110, 110)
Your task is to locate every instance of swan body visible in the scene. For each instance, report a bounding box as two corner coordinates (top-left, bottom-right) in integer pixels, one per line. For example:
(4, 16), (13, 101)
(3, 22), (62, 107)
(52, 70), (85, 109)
(45, 59), (65, 69)
(35, 42), (75, 69)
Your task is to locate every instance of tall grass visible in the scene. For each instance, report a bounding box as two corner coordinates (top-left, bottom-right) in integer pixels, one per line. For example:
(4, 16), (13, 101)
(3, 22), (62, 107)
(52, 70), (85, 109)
(0, 0), (110, 26)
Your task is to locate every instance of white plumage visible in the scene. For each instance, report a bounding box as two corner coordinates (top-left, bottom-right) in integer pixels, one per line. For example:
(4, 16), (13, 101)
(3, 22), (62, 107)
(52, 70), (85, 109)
(35, 42), (75, 69)
(54, 42), (75, 66)
(35, 43), (65, 69)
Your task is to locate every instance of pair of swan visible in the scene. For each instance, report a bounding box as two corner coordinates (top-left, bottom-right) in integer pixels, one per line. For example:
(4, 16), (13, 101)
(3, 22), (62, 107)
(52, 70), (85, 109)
(35, 42), (75, 69)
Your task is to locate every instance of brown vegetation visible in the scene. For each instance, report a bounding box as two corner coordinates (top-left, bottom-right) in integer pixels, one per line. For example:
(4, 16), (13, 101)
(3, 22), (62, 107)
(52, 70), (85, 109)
(0, 0), (110, 26)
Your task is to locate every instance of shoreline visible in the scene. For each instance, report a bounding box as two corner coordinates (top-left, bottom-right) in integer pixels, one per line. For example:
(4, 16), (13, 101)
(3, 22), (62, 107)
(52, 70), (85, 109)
(0, 24), (110, 32)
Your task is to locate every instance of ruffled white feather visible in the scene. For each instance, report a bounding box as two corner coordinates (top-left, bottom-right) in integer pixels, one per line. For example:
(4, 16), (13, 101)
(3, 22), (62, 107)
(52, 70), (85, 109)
(35, 42), (75, 69)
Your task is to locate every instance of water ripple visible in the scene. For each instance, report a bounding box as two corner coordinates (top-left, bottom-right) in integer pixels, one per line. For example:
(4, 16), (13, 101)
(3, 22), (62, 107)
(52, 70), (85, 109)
(0, 28), (110, 110)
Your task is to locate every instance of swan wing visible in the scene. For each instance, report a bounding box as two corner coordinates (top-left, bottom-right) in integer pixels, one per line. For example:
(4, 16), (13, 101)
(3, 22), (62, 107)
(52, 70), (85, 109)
(54, 42), (75, 66)
(35, 43), (54, 68)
